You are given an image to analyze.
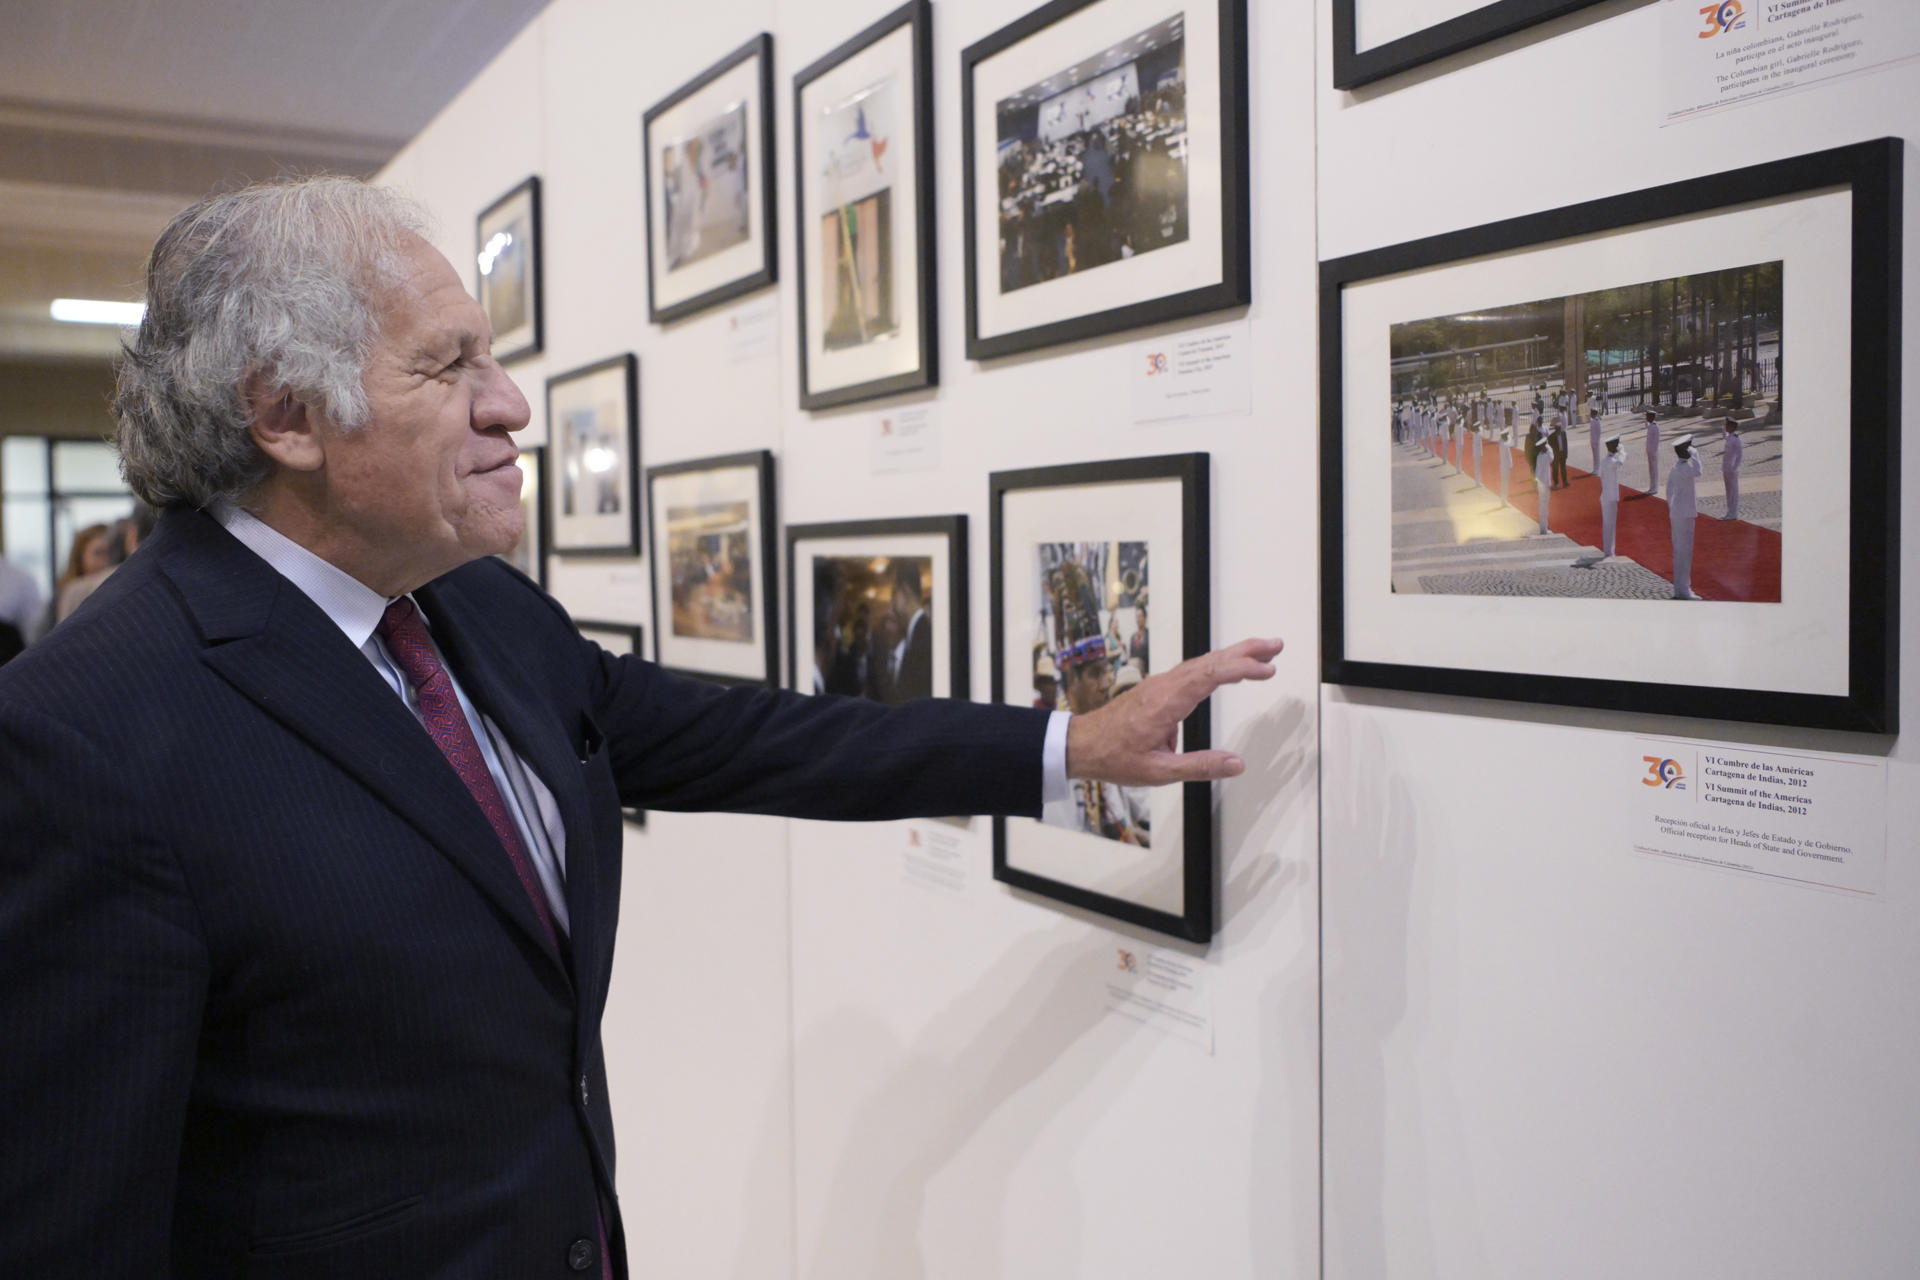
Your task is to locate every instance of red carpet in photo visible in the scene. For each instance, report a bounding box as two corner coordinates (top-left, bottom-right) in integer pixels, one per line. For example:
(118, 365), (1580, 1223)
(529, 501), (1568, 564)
(1470, 437), (1781, 603)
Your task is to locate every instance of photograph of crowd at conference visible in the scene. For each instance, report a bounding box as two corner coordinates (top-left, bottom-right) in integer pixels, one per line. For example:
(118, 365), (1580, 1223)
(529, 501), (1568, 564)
(1387, 261), (1784, 605)
(994, 12), (1189, 295)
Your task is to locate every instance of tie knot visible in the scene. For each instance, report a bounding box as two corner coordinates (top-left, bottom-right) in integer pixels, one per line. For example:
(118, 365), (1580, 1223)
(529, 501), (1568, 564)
(377, 596), (441, 691)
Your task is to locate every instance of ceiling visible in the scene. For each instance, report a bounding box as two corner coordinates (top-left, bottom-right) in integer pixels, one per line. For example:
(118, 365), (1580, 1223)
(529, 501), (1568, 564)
(0, 0), (549, 364)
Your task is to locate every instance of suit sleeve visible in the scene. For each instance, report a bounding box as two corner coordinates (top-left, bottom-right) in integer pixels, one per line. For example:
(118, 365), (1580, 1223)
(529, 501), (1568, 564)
(0, 702), (206, 1277)
(587, 649), (1052, 821)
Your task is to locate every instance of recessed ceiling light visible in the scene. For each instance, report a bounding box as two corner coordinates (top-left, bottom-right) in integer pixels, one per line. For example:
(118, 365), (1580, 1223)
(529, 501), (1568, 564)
(51, 298), (146, 326)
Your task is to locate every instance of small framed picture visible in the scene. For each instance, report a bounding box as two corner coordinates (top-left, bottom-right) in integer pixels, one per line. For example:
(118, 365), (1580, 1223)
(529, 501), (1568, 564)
(475, 176), (543, 363)
(961, 0), (1250, 360)
(643, 33), (779, 324)
(990, 452), (1212, 941)
(1320, 139), (1901, 733)
(501, 445), (548, 588)
(647, 450), (779, 686)
(575, 621), (649, 827)
(1332, 0), (1609, 90)
(793, 0), (937, 410)
(545, 355), (640, 556)
(787, 515), (967, 702)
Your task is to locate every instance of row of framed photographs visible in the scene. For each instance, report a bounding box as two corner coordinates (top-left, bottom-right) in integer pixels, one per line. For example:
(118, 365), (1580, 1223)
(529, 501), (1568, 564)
(513, 442), (1216, 942)
(475, 0), (1253, 409)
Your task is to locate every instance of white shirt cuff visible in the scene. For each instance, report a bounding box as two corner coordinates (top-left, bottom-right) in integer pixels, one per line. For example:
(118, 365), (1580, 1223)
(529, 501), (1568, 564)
(1041, 710), (1071, 806)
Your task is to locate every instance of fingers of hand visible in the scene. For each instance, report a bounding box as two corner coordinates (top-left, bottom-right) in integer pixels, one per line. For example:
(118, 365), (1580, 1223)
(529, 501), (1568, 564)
(1154, 749), (1245, 785)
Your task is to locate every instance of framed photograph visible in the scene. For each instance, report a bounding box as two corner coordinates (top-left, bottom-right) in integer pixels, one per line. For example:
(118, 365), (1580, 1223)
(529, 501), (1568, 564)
(475, 176), (543, 363)
(1331, 0), (1610, 90)
(1320, 138), (1901, 734)
(990, 452), (1212, 941)
(576, 621), (649, 827)
(793, 0), (937, 410)
(961, 0), (1249, 360)
(501, 445), (548, 588)
(545, 354), (640, 555)
(643, 33), (778, 324)
(787, 515), (967, 703)
(647, 450), (779, 685)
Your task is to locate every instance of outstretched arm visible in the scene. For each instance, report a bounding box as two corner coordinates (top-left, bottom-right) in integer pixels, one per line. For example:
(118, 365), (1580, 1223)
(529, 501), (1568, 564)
(1066, 636), (1284, 786)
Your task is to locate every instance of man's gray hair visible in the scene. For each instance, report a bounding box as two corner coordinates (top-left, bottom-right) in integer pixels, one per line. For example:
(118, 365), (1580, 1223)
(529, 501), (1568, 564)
(115, 176), (431, 509)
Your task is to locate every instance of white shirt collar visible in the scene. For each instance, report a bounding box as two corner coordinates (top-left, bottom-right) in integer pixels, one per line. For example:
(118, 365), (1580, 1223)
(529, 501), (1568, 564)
(211, 501), (394, 649)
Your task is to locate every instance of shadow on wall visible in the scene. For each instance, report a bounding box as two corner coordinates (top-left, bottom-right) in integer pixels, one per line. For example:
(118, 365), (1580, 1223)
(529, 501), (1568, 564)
(753, 696), (1317, 1280)
(1321, 706), (1489, 1278)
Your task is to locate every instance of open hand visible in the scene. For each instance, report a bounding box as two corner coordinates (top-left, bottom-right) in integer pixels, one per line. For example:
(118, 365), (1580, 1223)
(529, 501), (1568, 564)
(1065, 637), (1283, 787)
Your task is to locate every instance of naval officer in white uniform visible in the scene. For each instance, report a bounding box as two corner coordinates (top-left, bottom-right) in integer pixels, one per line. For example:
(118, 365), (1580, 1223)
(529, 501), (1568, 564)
(1720, 421), (1744, 520)
(1666, 434), (1703, 600)
(1599, 434), (1624, 557)
(1534, 429), (1556, 534)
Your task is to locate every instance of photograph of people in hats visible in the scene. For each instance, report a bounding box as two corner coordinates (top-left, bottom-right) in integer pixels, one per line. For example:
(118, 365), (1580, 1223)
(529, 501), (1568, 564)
(1033, 541), (1152, 846)
(1386, 262), (1783, 603)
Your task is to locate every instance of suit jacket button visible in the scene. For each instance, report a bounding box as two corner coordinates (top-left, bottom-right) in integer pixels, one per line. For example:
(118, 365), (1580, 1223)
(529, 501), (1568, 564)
(567, 1237), (596, 1271)
(579, 1074), (590, 1106)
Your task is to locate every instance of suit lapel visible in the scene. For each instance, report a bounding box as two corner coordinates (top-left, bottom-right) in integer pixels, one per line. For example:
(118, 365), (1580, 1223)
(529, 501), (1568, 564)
(157, 510), (569, 979)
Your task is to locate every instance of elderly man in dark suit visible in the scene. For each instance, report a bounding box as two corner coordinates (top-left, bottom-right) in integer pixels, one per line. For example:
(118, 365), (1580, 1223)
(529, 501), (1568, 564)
(0, 177), (1280, 1279)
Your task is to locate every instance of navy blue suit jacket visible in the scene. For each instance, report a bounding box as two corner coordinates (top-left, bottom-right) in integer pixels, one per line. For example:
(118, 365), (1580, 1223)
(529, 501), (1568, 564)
(0, 507), (1048, 1278)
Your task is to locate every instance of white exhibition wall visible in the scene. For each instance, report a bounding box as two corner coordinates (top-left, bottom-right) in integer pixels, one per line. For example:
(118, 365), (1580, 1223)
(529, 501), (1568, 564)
(379, 0), (1917, 1276)
(1317, 4), (1920, 1280)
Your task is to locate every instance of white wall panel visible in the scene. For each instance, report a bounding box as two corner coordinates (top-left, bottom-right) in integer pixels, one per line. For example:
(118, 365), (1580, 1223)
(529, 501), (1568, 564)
(1318, 3), (1920, 1276)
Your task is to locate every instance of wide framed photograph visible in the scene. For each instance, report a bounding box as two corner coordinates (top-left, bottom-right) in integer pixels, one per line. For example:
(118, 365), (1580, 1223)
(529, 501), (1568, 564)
(962, 0), (1250, 360)
(545, 354), (640, 555)
(501, 445), (547, 588)
(475, 175), (543, 363)
(575, 621), (649, 827)
(647, 450), (779, 686)
(793, 0), (937, 410)
(1320, 138), (1901, 734)
(990, 452), (1212, 941)
(787, 515), (967, 702)
(643, 33), (778, 324)
(1332, 0), (1608, 90)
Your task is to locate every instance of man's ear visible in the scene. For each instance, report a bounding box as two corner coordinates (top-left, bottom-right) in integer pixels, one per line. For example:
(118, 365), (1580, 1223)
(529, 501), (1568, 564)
(244, 374), (325, 473)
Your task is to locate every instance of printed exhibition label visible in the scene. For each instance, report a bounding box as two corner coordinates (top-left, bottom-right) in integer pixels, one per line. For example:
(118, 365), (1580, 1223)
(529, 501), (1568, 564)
(1103, 944), (1213, 1052)
(1631, 736), (1887, 895)
(870, 404), (940, 474)
(1662, 0), (1920, 124)
(1130, 322), (1250, 425)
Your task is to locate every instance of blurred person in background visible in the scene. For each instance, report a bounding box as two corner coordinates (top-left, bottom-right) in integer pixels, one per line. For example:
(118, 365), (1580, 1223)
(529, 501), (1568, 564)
(51, 522), (113, 625)
(0, 554), (46, 649)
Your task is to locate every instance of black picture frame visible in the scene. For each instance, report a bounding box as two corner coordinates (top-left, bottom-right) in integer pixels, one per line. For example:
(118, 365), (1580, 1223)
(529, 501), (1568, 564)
(961, 0), (1250, 361)
(574, 621), (649, 828)
(643, 33), (779, 325)
(646, 450), (780, 687)
(990, 452), (1213, 941)
(1319, 138), (1901, 734)
(501, 444), (548, 589)
(1331, 0), (1611, 91)
(793, 0), (938, 410)
(785, 514), (969, 700)
(544, 354), (641, 556)
(475, 175), (544, 364)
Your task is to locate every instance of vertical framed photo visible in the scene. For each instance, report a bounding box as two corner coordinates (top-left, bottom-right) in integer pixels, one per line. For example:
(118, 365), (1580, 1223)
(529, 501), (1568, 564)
(1332, 0), (1610, 90)
(643, 33), (779, 324)
(545, 354), (640, 555)
(961, 0), (1250, 360)
(501, 445), (548, 588)
(787, 515), (967, 702)
(475, 176), (543, 363)
(1320, 138), (1901, 733)
(793, 0), (937, 410)
(990, 452), (1212, 942)
(647, 450), (779, 685)
(575, 621), (649, 827)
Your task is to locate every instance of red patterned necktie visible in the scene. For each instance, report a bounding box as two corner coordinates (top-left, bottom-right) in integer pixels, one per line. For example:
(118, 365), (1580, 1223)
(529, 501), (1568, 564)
(376, 597), (558, 948)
